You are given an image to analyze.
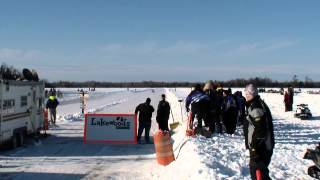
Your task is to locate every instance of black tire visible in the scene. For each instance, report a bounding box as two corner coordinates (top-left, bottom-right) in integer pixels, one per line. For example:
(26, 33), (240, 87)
(18, 132), (25, 146)
(307, 165), (320, 179)
(11, 134), (19, 149)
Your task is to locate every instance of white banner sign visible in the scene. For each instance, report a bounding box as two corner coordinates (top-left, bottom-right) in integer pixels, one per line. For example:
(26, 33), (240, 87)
(84, 114), (137, 144)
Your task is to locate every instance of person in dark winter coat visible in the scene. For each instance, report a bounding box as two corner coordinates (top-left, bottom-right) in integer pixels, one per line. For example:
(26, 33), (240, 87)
(156, 94), (170, 131)
(135, 98), (155, 144)
(222, 90), (238, 134)
(203, 80), (217, 133)
(185, 84), (210, 132)
(46, 95), (59, 125)
(287, 87), (294, 111)
(215, 87), (224, 133)
(244, 84), (275, 180)
(235, 91), (246, 125)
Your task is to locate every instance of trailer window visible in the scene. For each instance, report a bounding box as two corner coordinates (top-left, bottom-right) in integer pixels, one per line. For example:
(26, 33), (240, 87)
(3, 99), (15, 110)
(21, 96), (28, 107)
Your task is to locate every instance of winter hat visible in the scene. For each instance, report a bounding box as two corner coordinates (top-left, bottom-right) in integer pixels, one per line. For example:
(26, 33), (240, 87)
(194, 83), (202, 91)
(244, 84), (258, 99)
(49, 95), (56, 100)
(203, 80), (214, 91)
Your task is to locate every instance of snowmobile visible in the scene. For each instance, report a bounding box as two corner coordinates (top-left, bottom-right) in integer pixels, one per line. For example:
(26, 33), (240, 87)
(303, 143), (320, 179)
(294, 104), (312, 120)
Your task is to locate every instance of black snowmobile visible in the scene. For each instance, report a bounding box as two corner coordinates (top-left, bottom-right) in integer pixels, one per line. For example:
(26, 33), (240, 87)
(294, 104), (312, 120)
(303, 143), (320, 179)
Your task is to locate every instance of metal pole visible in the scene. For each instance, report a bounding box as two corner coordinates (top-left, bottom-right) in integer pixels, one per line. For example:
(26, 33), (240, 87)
(170, 108), (175, 122)
(178, 99), (183, 121)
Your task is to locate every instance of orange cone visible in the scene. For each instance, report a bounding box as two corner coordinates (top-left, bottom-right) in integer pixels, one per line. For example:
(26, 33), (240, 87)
(154, 131), (175, 166)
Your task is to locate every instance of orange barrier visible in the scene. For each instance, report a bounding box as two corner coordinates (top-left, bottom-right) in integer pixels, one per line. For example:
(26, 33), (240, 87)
(153, 131), (175, 166)
(43, 108), (49, 130)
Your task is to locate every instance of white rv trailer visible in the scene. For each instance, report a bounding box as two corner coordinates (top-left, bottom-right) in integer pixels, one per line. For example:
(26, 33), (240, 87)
(0, 80), (45, 148)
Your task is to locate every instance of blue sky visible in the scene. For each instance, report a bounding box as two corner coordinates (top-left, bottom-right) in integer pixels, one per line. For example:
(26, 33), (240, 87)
(1, 0), (320, 82)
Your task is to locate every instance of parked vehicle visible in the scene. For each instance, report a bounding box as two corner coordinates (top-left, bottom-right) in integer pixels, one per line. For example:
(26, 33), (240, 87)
(0, 80), (45, 148)
(294, 104), (312, 120)
(303, 143), (320, 179)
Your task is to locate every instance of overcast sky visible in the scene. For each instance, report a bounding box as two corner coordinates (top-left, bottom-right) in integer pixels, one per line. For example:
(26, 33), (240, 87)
(1, 0), (320, 82)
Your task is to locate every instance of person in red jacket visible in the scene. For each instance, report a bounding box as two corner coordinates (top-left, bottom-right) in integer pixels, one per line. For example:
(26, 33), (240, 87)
(284, 90), (291, 112)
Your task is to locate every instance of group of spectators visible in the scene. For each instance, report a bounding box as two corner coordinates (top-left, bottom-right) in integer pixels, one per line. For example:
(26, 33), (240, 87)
(134, 83), (275, 180)
(185, 82), (275, 180)
(185, 81), (246, 135)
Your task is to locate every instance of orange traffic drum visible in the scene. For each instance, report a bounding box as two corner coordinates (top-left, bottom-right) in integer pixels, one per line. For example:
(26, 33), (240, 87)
(153, 131), (175, 166)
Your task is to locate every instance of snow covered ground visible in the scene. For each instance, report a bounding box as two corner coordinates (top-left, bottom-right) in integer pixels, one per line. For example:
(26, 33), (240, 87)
(1, 88), (320, 179)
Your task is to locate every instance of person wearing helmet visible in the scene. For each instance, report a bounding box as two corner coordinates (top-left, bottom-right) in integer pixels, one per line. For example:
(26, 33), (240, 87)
(185, 84), (210, 134)
(46, 95), (59, 125)
(244, 84), (275, 180)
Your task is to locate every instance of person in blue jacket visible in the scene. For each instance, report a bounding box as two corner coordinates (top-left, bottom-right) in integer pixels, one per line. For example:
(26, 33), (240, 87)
(185, 84), (210, 132)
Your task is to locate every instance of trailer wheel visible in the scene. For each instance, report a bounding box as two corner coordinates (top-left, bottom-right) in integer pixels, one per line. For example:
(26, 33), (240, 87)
(18, 132), (25, 146)
(11, 134), (19, 149)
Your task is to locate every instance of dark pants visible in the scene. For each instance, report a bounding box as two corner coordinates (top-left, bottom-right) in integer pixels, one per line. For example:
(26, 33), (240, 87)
(216, 113), (223, 133)
(223, 107), (238, 134)
(190, 110), (205, 129)
(190, 102), (208, 129)
(243, 120), (249, 149)
(204, 111), (216, 132)
(49, 108), (57, 124)
(238, 110), (246, 125)
(249, 150), (273, 180)
(137, 122), (151, 143)
(285, 103), (292, 112)
(158, 119), (169, 131)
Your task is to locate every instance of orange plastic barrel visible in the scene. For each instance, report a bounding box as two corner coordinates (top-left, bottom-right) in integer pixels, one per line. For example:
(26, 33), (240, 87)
(153, 131), (175, 166)
(43, 108), (49, 130)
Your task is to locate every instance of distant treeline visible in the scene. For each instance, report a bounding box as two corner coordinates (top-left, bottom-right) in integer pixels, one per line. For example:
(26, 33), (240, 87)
(45, 77), (320, 88)
(2, 63), (318, 88)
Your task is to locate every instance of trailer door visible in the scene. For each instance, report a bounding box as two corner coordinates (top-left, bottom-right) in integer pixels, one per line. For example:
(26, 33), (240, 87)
(0, 82), (2, 142)
(29, 86), (37, 132)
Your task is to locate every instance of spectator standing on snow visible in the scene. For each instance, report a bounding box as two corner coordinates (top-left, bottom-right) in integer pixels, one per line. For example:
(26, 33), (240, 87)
(244, 84), (275, 180)
(135, 98), (155, 144)
(287, 86), (294, 111)
(156, 94), (170, 131)
(203, 80), (217, 133)
(222, 89), (238, 134)
(46, 95), (59, 125)
(185, 84), (210, 133)
(235, 91), (246, 125)
(284, 90), (291, 112)
(215, 87), (224, 133)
